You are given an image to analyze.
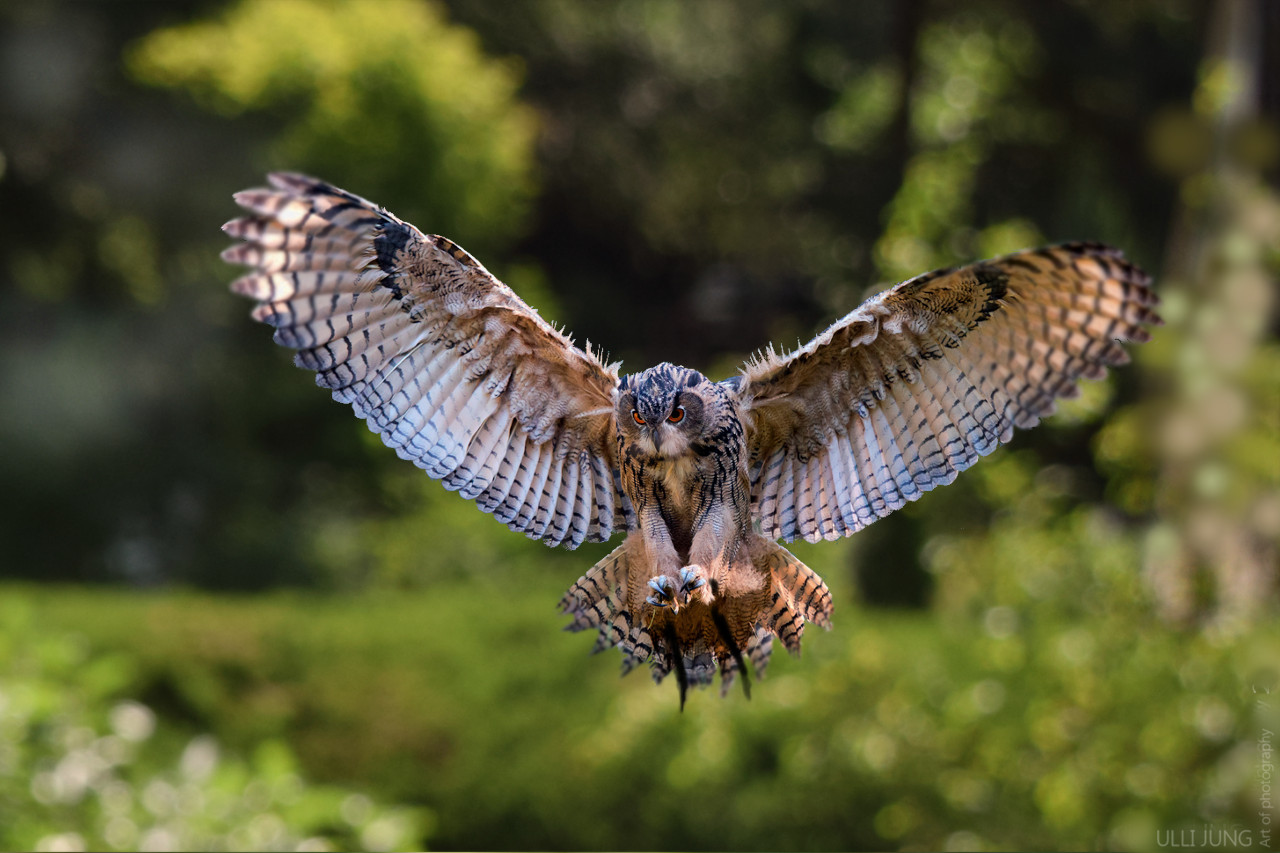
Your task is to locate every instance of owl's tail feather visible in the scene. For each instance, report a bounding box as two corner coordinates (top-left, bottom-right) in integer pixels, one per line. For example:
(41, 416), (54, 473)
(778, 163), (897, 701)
(718, 627), (774, 697)
(559, 543), (657, 665)
(559, 539), (832, 703)
(757, 541), (834, 654)
(663, 622), (690, 711)
(710, 604), (751, 700)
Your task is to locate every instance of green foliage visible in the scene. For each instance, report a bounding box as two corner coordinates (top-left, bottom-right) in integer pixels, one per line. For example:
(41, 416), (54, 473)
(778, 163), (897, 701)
(12, 582), (1277, 851)
(871, 12), (1051, 281)
(0, 598), (429, 852)
(0, 0), (546, 592)
(127, 0), (537, 252)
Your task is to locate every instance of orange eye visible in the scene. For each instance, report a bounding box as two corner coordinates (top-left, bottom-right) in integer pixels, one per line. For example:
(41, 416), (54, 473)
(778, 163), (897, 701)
(668, 406), (685, 424)
(632, 410), (646, 425)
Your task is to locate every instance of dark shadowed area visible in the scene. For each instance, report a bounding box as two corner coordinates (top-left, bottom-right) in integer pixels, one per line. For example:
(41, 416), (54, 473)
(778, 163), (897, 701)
(1, 1), (1277, 850)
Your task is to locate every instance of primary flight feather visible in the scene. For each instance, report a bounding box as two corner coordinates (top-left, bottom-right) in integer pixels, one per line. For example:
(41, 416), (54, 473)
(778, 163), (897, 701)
(223, 173), (1160, 706)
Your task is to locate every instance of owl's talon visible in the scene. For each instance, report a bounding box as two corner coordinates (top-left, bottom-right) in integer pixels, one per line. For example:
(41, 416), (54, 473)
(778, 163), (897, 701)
(646, 576), (676, 608)
(675, 563), (706, 604)
(677, 566), (705, 591)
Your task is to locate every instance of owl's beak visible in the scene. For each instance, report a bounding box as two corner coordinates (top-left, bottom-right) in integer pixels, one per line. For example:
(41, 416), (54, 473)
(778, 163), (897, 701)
(644, 424), (668, 458)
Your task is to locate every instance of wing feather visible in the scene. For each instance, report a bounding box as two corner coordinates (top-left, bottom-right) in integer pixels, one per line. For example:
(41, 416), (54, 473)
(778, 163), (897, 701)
(735, 242), (1160, 543)
(545, 457), (580, 544)
(588, 455), (618, 541)
(478, 429), (532, 518)
(813, 453), (838, 540)
(537, 455), (571, 538)
(824, 431), (855, 535)
(447, 406), (515, 497)
(506, 443), (555, 530)
(224, 173), (626, 547)
(795, 454), (820, 539)
(566, 457), (594, 547)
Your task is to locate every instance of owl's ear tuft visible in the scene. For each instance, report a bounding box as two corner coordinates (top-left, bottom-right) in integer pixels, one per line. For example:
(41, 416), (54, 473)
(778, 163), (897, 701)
(718, 375), (745, 394)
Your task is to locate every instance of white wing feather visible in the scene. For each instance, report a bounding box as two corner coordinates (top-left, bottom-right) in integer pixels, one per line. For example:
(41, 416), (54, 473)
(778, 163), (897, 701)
(223, 173), (632, 547)
(735, 243), (1161, 543)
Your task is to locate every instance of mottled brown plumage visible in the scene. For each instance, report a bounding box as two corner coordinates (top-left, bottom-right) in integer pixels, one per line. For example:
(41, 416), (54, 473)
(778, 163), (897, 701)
(224, 173), (1160, 705)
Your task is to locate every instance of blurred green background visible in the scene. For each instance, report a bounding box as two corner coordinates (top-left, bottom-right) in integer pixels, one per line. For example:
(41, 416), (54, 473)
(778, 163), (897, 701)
(1, 1), (1278, 850)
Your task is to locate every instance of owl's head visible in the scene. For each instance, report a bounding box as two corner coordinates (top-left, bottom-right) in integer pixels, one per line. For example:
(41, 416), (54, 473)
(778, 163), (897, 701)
(616, 363), (726, 459)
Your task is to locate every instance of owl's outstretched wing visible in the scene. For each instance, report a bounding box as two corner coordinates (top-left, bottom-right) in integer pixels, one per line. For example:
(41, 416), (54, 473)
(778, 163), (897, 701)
(733, 242), (1161, 543)
(223, 173), (631, 547)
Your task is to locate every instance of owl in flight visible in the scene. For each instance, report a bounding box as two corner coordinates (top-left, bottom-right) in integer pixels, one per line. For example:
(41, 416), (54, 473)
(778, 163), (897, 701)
(223, 174), (1160, 706)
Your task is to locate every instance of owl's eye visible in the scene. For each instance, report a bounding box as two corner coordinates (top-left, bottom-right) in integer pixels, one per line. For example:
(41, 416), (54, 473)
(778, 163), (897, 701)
(632, 410), (646, 426)
(668, 405), (685, 424)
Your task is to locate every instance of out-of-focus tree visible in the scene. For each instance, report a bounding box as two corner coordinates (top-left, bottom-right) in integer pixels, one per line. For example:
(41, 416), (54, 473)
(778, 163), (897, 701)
(852, 0), (1280, 627)
(0, 0), (541, 590)
(433, 0), (1210, 606)
(0, 0), (1220, 594)
(1136, 0), (1280, 626)
(127, 0), (536, 254)
(449, 0), (1193, 366)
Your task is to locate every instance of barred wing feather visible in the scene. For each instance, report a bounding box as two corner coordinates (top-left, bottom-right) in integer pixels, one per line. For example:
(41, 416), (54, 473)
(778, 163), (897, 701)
(222, 173), (630, 547)
(736, 243), (1161, 543)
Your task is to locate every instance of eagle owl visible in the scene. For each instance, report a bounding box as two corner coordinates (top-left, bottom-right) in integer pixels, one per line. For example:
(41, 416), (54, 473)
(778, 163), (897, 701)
(223, 174), (1160, 705)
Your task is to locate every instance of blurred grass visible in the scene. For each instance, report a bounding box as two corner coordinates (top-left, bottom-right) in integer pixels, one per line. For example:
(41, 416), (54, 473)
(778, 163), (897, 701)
(0, 593), (429, 852)
(7, 580), (1276, 851)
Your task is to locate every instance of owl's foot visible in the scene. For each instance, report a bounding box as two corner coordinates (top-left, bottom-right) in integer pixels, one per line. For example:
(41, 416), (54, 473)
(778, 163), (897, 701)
(645, 566), (708, 611)
(645, 575), (677, 609)
(677, 566), (707, 604)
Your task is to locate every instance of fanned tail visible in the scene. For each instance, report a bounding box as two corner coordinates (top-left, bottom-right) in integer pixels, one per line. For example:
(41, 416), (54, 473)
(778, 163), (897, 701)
(757, 540), (833, 655)
(559, 537), (832, 703)
(559, 543), (660, 668)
